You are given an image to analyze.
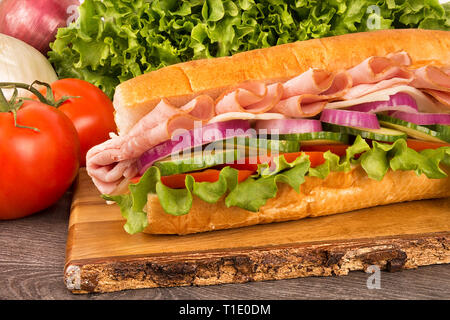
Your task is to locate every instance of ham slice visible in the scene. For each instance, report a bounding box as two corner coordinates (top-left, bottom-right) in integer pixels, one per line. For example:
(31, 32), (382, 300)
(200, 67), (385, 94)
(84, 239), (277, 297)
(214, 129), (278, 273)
(343, 54), (414, 99)
(423, 89), (450, 107)
(281, 69), (334, 98)
(386, 51), (412, 66)
(86, 134), (139, 195)
(411, 66), (450, 93)
(123, 96), (214, 159)
(411, 66), (450, 107)
(86, 96), (215, 194)
(272, 71), (353, 117)
(215, 82), (283, 114)
(342, 52), (449, 108)
(215, 69), (352, 118)
(271, 96), (328, 118)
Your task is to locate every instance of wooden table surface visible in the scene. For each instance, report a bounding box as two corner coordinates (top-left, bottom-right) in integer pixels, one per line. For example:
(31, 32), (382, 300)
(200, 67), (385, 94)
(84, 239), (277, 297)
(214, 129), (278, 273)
(1, 188), (449, 300)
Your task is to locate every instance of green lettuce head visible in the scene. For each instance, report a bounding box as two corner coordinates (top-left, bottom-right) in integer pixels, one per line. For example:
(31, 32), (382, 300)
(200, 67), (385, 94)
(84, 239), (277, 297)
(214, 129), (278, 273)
(48, 0), (450, 98)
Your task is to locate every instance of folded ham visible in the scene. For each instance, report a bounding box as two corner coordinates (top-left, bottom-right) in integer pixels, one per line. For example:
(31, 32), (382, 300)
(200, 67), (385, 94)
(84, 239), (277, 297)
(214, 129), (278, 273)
(343, 53), (414, 99)
(86, 51), (450, 195)
(424, 89), (450, 107)
(87, 96), (215, 194)
(215, 69), (353, 118)
(411, 66), (450, 106)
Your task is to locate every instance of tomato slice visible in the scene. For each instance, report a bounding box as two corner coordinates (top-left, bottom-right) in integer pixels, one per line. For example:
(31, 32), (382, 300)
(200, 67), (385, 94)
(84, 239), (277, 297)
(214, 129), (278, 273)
(282, 151), (326, 168)
(226, 151), (327, 170)
(130, 169), (254, 189)
(300, 144), (349, 157)
(124, 139), (450, 189)
(226, 163), (260, 172)
(406, 139), (450, 152)
(225, 139), (450, 172)
(225, 154), (272, 172)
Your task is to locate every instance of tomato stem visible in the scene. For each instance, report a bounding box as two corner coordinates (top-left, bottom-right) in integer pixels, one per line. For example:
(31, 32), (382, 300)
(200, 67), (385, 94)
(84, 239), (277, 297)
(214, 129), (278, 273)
(0, 87), (40, 132)
(11, 109), (40, 132)
(0, 87), (21, 112)
(0, 81), (46, 101)
(0, 81), (77, 107)
(0, 88), (10, 112)
(28, 80), (80, 107)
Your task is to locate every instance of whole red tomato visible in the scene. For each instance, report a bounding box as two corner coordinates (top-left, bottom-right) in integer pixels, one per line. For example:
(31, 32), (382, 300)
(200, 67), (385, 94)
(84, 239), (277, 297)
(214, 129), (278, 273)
(0, 101), (80, 220)
(38, 79), (116, 166)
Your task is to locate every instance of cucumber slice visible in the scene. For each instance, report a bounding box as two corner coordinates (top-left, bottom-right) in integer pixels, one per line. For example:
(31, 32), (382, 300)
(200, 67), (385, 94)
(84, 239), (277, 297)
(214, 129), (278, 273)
(154, 149), (240, 176)
(322, 123), (407, 142)
(377, 114), (448, 143)
(278, 131), (350, 145)
(428, 124), (450, 143)
(219, 137), (300, 153)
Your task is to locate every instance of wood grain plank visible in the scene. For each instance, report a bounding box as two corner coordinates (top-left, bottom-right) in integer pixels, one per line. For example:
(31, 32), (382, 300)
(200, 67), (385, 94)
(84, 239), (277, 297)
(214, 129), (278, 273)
(65, 233), (450, 293)
(67, 198), (450, 261)
(65, 170), (450, 293)
(1, 188), (449, 299)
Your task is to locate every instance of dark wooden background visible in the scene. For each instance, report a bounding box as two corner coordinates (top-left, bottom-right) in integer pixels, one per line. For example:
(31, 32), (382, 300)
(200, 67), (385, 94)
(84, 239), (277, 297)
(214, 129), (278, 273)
(1, 189), (449, 300)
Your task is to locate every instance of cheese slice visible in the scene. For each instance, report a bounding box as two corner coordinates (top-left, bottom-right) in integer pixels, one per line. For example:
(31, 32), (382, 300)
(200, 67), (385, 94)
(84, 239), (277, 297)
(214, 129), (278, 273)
(326, 85), (448, 113)
(208, 112), (286, 124)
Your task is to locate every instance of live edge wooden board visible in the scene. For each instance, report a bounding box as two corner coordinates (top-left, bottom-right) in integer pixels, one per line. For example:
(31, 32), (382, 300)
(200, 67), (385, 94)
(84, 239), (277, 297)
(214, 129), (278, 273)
(65, 169), (450, 294)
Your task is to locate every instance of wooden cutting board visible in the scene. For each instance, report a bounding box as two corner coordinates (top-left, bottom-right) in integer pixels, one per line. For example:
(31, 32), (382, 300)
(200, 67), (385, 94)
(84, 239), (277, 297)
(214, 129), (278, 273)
(65, 169), (450, 293)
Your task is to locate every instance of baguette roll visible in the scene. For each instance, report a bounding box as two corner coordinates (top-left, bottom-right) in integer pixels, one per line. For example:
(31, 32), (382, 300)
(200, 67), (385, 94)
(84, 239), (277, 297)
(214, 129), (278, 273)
(97, 29), (450, 235)
(143, 167), (450, 235)
(114, 29), (450, 135)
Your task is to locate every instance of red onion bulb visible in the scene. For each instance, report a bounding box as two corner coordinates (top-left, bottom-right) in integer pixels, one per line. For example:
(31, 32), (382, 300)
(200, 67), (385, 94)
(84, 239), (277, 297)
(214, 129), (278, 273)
(0, 0), (80, 54)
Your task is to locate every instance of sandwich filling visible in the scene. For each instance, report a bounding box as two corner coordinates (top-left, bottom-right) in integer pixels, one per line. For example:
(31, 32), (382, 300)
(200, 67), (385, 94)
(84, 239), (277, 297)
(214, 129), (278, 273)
(86, 51), (450, 234)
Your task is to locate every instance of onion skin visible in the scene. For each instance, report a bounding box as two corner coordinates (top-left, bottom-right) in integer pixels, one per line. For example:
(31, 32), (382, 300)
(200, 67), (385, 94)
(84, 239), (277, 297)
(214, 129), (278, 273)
(390, 111), (450, 126)
(0, 33), (58, 100)
(138, 120), (252, 175)
(320, 109), (381, 129)
(0, 0), (80, 54)
(347, 92), (419, 114)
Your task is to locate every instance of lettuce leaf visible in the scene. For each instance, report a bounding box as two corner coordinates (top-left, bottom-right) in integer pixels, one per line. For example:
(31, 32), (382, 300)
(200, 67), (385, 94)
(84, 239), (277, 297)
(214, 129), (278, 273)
(389, 140), (450, 179)
(257, 152), (310, 177)
(104, 137), (450, 234)
(308, 151), (344, 179)
(104, 166), (240, 234)
(359, 139), (450, 180)
(102, 165), (161, 234)
(226, 154), (311, 211)
(309, 135), (370, 178)
(360, 141), (392, 180)
(49, 0), (450, 98)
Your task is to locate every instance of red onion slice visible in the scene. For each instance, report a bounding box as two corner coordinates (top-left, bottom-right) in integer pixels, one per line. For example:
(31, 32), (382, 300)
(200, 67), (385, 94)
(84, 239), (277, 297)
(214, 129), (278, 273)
(320, 109), (380, 129)
(138, 120), (252, 174)
(389, 111), (450, 125)
(346, 92), (418, 114)
(254, 119), (322, 135)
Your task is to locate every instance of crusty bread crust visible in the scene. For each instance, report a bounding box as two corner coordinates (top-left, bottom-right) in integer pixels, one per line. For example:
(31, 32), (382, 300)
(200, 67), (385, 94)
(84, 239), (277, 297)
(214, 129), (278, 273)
(114, 29), (450, 134)
(112, 29), (450, 235)
(143, 167), (450, 235)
